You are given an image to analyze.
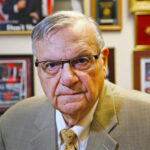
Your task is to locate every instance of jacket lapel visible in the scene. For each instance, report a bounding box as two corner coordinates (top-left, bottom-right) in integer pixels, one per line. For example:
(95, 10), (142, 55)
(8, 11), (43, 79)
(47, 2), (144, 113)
(87, 129), (118, 150)
(30, 99), (57, 150)
(87, 81), (120, 150)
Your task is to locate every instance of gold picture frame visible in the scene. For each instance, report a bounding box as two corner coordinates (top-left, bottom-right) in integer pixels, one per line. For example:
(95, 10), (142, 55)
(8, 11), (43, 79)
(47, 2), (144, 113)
(130, 0), (150, 13)
(91, 0), (122, 31)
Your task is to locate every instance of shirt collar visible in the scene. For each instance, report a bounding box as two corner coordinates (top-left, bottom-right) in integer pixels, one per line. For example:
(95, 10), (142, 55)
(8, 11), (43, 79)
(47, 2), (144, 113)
(56, 100), (98, 145)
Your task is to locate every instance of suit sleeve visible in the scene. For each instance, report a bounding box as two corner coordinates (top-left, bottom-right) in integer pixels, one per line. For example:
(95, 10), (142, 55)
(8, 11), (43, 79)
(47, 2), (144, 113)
(0, 118), (5, 150)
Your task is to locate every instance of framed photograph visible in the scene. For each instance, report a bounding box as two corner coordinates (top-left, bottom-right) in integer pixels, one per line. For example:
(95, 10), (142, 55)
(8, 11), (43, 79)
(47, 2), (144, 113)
(0, 0), (52, 34)
(129, 0), (150, 13)
(0, 54), (34, 113)
(91, 0), (122, 31)
(133, 49), (150, 94)
(0, 0), (85, 34)
(135, 13), (150, 47)
(106, 47), (115, 83)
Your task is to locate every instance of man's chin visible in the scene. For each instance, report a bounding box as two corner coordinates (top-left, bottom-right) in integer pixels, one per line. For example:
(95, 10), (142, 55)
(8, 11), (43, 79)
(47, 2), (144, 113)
(58, 102), (85, 115)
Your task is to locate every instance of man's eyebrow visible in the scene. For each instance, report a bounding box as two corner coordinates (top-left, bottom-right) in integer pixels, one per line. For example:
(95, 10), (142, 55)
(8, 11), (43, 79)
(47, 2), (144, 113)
(77, 50), (95, 57)
(37, 49), (95, 61)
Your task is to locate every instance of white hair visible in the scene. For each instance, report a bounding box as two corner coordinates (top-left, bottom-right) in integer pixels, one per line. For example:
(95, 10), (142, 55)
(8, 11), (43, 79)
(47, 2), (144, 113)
(31, 11), (105, 56)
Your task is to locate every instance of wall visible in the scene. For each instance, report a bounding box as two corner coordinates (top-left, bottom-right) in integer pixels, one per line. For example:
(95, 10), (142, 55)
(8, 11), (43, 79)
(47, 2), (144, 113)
(0, 0), (135, 96)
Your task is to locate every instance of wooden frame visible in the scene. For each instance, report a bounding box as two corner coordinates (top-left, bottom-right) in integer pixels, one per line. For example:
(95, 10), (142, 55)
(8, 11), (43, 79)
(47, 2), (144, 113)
(106, 48), (115, 83)
(91, 0), (122, 31)
(130, 0), (150, 13)
(133, 49), (150, 94)
(135, 12), (150, 48)
(0, 54), (34, 113)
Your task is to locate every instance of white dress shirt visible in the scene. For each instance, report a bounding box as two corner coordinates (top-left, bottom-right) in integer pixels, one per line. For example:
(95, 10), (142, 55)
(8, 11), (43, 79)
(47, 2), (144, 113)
(56, 101), (98, 150)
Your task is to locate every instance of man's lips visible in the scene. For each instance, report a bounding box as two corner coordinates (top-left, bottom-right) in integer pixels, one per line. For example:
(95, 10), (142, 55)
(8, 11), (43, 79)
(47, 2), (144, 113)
(57, 93), (85, 104)
(56, 92), (85, 96)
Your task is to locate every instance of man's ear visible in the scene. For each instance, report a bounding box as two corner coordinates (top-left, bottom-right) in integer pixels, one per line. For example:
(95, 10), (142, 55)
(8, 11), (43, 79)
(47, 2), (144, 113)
(100, 47), (109, 67)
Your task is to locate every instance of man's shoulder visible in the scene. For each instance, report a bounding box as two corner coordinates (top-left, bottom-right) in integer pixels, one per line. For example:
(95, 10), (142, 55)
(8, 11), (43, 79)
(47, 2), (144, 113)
(0, 96), (49, 127)
(104, 80), (150, 103)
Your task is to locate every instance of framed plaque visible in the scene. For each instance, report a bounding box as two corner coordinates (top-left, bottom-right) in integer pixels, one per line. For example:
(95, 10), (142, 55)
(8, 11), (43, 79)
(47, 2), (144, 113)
(133, 49), (150, 94)
(91, 0), (122, 31)
(106, 48), (115, 83)
(0, 54), (34, 114)
(130, 0), (150, 13)
(135, 13), (150, 47)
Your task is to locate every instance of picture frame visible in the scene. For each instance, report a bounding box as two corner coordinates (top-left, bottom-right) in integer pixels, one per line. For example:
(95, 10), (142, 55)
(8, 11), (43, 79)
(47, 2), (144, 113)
(91, 0), (122, 31)
(0, 0), (84, 34)
(106, 47), (115, 83)
(0, 54), (34, 114)
(129, 0), (150, 13)
(135, 12), (150, 47)
(0, 0), (52, 34)
(133, 49), (150, 94)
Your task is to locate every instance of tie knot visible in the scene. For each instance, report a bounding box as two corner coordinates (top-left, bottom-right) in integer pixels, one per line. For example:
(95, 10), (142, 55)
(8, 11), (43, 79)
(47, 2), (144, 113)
(60, 129), (76, 145)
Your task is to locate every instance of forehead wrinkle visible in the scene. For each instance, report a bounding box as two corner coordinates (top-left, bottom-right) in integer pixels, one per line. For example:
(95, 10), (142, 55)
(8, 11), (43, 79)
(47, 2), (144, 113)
(35, 22), (98, 60)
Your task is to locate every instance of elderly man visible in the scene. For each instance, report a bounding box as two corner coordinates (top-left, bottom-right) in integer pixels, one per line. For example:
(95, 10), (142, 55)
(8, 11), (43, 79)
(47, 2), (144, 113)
(0, 11), (150, 150)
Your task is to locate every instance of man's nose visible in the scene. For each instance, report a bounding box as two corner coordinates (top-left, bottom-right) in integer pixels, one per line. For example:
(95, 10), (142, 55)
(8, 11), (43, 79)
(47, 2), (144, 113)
(60, 63), (79, 87)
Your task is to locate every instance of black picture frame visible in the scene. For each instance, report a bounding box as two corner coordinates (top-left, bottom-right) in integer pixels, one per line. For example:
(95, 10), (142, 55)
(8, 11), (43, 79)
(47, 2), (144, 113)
(0, 54), (34, 114)
(106, 48), (115, 83)
(91, 0), (122, 31)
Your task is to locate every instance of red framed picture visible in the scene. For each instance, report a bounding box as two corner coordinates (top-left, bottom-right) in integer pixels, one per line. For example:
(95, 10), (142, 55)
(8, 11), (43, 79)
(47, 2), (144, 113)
(133, 49), (150, 94)
(0, 54), (34, 114)
(136, 13), (150, 46)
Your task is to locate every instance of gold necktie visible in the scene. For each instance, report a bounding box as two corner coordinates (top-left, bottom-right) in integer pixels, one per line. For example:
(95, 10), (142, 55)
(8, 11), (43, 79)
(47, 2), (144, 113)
(60, 129), (78, 150)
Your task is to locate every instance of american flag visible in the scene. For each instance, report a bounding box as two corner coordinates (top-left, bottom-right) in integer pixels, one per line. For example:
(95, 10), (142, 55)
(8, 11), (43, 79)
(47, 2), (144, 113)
(42, 0), (54, 17)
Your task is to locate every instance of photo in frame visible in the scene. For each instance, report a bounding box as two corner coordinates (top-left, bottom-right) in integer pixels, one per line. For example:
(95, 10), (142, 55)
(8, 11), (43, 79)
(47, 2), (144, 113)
(133, 49), (150, 94)
(135, 13), (150, 46)
(106, 48), (115, 83)
(0, 0), (84, 34)
(129, 0), (150, 13)
(0, 54), (34, 113)
(91, 0), (122, 31)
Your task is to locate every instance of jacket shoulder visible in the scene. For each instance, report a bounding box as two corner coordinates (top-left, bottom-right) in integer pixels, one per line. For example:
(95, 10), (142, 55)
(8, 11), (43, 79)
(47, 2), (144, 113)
(104, 80), (150, 103)
(0, 96), (49, 128)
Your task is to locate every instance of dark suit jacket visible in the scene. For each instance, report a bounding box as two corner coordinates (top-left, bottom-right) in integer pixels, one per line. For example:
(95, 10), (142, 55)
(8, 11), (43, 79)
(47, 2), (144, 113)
(2, 0), (42, 24)
(0, 80), (150, 150)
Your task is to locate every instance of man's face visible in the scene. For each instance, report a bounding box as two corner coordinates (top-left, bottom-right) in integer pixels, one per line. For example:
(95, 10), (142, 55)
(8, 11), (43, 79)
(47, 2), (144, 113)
(35, 20), (108, 118)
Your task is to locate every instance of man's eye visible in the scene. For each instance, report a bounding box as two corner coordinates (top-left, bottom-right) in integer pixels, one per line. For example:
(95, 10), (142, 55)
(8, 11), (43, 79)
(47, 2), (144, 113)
(41, 62), (61, 75)
(77, 57), (89, 64)
(47, 62), (57, 68)
(43, 62), (60, 70)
